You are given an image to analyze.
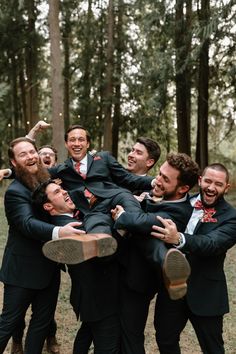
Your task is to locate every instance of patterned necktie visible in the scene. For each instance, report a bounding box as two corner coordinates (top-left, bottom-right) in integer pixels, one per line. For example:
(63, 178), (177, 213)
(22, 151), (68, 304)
(74, 161), (95, 205)
(73, 209), (80, 220)
(75, 162), (86, 179)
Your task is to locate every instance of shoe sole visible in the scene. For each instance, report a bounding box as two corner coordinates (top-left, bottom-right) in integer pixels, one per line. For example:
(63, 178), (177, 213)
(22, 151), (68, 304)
(42, 234), (117, 264)
(163, 249), (191, 300)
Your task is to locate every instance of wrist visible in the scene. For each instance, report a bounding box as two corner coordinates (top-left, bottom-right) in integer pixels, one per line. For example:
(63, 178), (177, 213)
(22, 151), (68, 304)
(173, 233), (182, 245)
(174, 233), (185, 248)
(25, 134), (36, 142)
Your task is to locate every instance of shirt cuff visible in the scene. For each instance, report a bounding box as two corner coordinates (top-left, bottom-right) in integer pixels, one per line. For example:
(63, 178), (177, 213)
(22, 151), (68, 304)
(115, 210), (125, 220)
(52, 226), (60, 240)
(174, 233), (186, 249)
(3, 169), (12, 178)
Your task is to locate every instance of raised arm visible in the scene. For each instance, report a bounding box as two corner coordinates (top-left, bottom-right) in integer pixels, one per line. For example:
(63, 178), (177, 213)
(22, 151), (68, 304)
(26, 120), (51, 140)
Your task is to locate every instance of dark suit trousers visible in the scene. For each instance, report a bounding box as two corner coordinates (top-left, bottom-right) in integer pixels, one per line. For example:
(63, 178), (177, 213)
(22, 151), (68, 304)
(0, 270), (60, 354)
(73, 314), (120, 354)
(12, 317), (57, 343)
(119, 281), (154, 354)
(155, 289), (224, 354)
(84, 191), (142, 235)
(72, 322), (93, 354)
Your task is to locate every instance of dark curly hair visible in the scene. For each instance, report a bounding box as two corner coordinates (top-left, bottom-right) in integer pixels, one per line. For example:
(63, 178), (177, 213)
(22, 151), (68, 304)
(167, 152), (200, 189)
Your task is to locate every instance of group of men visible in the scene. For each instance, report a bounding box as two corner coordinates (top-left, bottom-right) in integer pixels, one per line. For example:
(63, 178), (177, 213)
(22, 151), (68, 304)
(0, 121), (235, 354)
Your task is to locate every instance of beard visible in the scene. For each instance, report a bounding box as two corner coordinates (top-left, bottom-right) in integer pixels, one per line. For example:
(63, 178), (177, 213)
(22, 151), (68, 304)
(15, 162), (51, 191)
(200, 188), (224, 207)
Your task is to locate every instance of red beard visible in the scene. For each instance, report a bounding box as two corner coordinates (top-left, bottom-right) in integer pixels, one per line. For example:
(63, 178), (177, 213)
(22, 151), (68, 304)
(14, 162), (51, 191)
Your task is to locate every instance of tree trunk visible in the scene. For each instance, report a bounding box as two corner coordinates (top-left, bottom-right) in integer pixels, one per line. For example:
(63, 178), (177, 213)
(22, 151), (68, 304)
(112, 0), (123, 158)
(196, 0), (210, 169)
(25, 0), (39, 128)
(48, 0), (66, 162)
(175, 0), (192, 155)
(80, 0), (93, 124)
(103, 0), (114, 151)
(62, 3), (72, 131)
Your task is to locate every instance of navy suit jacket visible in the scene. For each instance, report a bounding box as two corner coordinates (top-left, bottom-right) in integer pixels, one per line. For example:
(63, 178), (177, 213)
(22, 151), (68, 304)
(183, 195), (236, 316)
(0, 179), (59, 289)
(51, 214), (119, 322)
(49, 152), (153, 202)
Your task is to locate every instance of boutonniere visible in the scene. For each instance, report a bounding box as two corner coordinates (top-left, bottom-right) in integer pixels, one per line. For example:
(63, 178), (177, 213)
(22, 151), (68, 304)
(93, 156), (102, 161)
(201, 208), (217, 223)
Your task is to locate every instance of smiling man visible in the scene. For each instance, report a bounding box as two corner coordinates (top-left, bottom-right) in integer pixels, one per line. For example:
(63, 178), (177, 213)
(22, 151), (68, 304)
(151, 163), (236, 354)
(0, 137), (86, 354)
(48, 125), (155, 235)
(126, 137), (161, 176)
(112, 152), (199, 354)
(32, 180), (120, 354)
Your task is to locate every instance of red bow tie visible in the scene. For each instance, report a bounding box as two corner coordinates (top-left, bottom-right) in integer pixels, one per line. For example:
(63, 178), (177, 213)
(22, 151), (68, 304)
(194, 200), (217, 222)
(194, 200), (215, 212)
(194, 200), (205, 210)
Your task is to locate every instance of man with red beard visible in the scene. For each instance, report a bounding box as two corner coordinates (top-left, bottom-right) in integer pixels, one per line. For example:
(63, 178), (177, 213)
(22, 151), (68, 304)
(151, 163), (236, 354)
(0, 137), (87, 354)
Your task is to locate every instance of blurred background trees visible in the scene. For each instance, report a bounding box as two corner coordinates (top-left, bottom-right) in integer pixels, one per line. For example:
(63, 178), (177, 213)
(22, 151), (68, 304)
(0, 0), (235, 175)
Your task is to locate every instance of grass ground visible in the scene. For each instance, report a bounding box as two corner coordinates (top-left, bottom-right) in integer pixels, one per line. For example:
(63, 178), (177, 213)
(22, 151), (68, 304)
(0, 185), (236, 353)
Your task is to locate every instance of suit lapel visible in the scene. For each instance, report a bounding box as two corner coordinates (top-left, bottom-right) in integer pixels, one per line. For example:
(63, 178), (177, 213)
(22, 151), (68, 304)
(86, 153), (94, 176)
(194, 198), (228, 233)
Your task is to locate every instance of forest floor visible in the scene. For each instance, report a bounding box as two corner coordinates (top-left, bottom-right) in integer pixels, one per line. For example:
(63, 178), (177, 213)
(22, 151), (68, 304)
(0, 189), (236, 353)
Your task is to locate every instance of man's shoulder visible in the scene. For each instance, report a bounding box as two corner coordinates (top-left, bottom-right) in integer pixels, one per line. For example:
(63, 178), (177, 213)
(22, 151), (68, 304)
(5, 180), (30, 203)
(6, 179), (28, 194)
(217, 197), (236, 218)
(147, 198), (191, 211)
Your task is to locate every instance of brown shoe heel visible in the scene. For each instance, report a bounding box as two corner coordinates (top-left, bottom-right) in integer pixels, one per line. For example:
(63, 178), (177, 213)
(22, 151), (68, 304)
(163, 249), (191, 300)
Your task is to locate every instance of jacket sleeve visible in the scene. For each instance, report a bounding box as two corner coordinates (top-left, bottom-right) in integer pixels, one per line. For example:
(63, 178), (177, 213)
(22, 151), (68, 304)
(5, 187), (55, 242)
(105, 152), (153, 192)
(183, 212), (236, 256)
(114, 207), (190, 236)
(182, 206), (236, 257)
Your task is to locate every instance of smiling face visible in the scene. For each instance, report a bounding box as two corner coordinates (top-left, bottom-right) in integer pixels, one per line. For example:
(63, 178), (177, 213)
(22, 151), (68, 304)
(152, 161), (189, 200)
(65, 128), (90, 162)
(199, 167), (230, 207)
(44, 183), (75, 215)
(10, 141), (40, 174)
(127, 142), (154, 175)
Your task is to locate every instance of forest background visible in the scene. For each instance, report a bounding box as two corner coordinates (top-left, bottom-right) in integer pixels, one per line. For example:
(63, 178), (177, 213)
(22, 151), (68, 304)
(0, 0), (235, 178)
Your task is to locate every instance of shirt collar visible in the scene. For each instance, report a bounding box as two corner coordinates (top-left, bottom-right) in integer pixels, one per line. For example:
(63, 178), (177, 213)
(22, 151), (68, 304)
(160, 194), (188, 204)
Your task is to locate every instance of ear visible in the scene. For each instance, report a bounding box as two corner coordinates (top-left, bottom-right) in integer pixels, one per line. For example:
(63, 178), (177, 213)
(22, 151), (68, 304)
(178, 184), (190, 196)
(146, 159), (155, 169)
(224, 183), (230, 195)
(43, 202), (53, 212)
(10, 159), (17, 168)
(198, 176), (202, 186)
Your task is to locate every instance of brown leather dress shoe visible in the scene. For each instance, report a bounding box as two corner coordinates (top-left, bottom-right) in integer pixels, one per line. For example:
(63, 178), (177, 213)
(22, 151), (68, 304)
(162, 248), (191, 300)
(42, 233), (117, 264)
(46, 336), (60, 354)
(11, 340), (23, 354)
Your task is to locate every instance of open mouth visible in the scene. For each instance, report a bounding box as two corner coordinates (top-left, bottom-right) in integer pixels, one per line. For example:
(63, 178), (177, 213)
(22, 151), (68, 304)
(43, 160), (51, 165)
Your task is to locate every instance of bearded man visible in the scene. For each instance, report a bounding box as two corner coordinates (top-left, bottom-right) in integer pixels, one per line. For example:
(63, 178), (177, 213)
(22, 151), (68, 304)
(0, 137), (84, 354)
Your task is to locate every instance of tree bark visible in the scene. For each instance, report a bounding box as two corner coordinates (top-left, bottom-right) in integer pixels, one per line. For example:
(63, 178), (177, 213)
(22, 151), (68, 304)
(175, 0), (192, 155)
(196, 0), (210, 169)
(103, 0), (114, 151)
(48, 0), (66, 162)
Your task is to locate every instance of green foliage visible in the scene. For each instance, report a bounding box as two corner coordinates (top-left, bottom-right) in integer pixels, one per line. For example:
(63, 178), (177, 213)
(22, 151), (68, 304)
(0, 0), (235, 171)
